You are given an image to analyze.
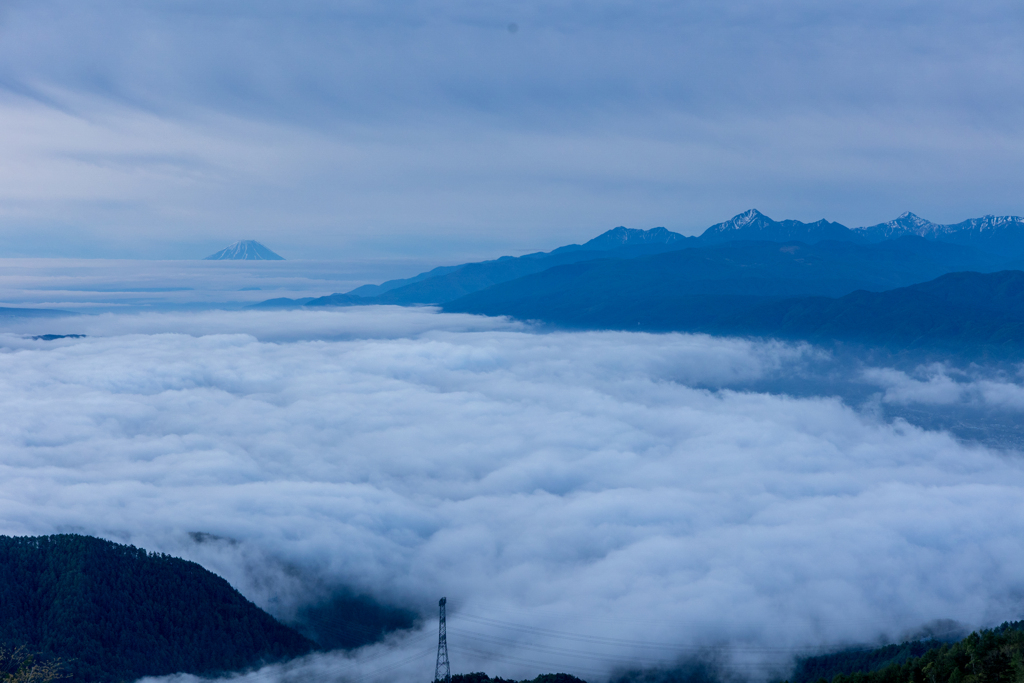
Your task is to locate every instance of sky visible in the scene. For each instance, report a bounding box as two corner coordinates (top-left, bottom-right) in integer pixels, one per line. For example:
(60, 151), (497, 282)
(3, 307), (1024, 683)
(0, 0), (1022, 260)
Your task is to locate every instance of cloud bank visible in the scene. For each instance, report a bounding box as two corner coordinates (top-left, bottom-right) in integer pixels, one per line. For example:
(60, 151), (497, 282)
(0, 258), (451, 312)
(2, 307), (1024, 682)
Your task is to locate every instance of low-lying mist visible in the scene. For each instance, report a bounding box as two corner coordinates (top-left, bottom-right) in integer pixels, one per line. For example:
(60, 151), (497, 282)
(2, 307), (1023, 683)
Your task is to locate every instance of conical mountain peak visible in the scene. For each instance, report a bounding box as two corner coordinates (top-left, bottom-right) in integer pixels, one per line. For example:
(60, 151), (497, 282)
(205, 240), (284, 260)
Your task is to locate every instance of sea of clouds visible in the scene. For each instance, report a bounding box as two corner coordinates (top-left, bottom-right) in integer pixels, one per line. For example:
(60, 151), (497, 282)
(2, 306), (1024, 683)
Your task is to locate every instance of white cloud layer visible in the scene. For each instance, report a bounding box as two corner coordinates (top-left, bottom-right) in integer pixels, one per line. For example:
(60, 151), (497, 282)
(865, 364), (1024, 411)
(0, 258), (458, 312)
(2, 308), (1024, 683)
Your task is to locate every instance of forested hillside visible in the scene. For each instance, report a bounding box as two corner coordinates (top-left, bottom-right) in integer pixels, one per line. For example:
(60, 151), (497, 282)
(0, 534), (314, 682)
(789, 621), (1024, 683)
(451, 673), (587, 683)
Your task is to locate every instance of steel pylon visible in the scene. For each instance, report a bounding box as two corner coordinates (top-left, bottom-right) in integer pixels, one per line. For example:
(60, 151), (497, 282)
(435, 597), (451, 683)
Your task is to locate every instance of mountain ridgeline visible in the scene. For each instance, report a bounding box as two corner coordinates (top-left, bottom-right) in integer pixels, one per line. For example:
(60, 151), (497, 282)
(253, 209), (1024, 355)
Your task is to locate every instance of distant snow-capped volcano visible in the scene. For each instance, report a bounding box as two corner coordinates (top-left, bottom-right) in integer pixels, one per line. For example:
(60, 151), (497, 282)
(204, 240), (284, 260)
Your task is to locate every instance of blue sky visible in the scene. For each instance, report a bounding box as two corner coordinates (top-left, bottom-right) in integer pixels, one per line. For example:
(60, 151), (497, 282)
(0, 0), (1022, 259)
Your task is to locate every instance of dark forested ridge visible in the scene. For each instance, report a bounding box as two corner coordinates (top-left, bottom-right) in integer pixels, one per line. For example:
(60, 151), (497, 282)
(442, 237), (1009, 320)
(0, 534), (315, 682)
(790, 641), (949, 683)
(445, 262), (1024, 356)
(786, 621), (1024, 683)
(451, 673), (587, 683)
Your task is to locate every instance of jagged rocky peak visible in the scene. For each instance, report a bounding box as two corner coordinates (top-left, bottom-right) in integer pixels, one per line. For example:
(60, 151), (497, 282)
(729, 208), (766, 227)
(955, 214), (1024, 231)
(204, 240), (284, 260)
(891, 211), (935, 228)
(582, 225), (685, 249)
(856, 212), (936, 240)
(703, 209), (773, 235)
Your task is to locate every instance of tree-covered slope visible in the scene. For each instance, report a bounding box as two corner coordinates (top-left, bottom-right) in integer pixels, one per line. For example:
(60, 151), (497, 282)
(451, 673), (587, 683)
(787, 621), (1024, 683)
(790, 641), (949, 683)
(0, 534), (315, 682)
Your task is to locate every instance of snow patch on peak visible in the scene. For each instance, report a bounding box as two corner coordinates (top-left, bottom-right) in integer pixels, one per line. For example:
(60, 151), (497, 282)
(582, 226), (684, 250)
(730, 209), (765, 228)
(890, 212), (933, 228)
(953, 215), (1024, 232)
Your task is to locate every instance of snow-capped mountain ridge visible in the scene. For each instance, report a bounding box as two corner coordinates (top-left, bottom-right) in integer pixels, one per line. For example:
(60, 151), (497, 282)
(692, 209), (1024, 252)
(582, 226), (686, 249)
(950, 215), (1024, 232)
(854, 211), (937, 241)
(698, 209), (852, 245)
(856, 213), (1024, 244)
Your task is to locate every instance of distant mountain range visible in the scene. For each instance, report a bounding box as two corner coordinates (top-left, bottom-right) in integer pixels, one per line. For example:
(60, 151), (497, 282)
(205, 240), (284, 260)
(697, 209), (857, 245)
(859, 212), (1024, 249)
(675, 209), (1024, 250)
(253, 209), (1024, 354)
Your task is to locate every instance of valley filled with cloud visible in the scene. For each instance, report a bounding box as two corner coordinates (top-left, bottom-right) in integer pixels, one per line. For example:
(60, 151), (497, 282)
(2, 306), (1023, 682)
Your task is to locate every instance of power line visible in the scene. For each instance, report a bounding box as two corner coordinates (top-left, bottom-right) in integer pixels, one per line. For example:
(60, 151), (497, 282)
(454, 613), (894, 655)
(451, 643), (609, 680)
(348, 645), (436, 683)
(450, 628), (794, 673)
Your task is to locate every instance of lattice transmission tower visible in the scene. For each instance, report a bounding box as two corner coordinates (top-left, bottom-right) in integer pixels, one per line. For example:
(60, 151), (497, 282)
(435, 597), (451, 683)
